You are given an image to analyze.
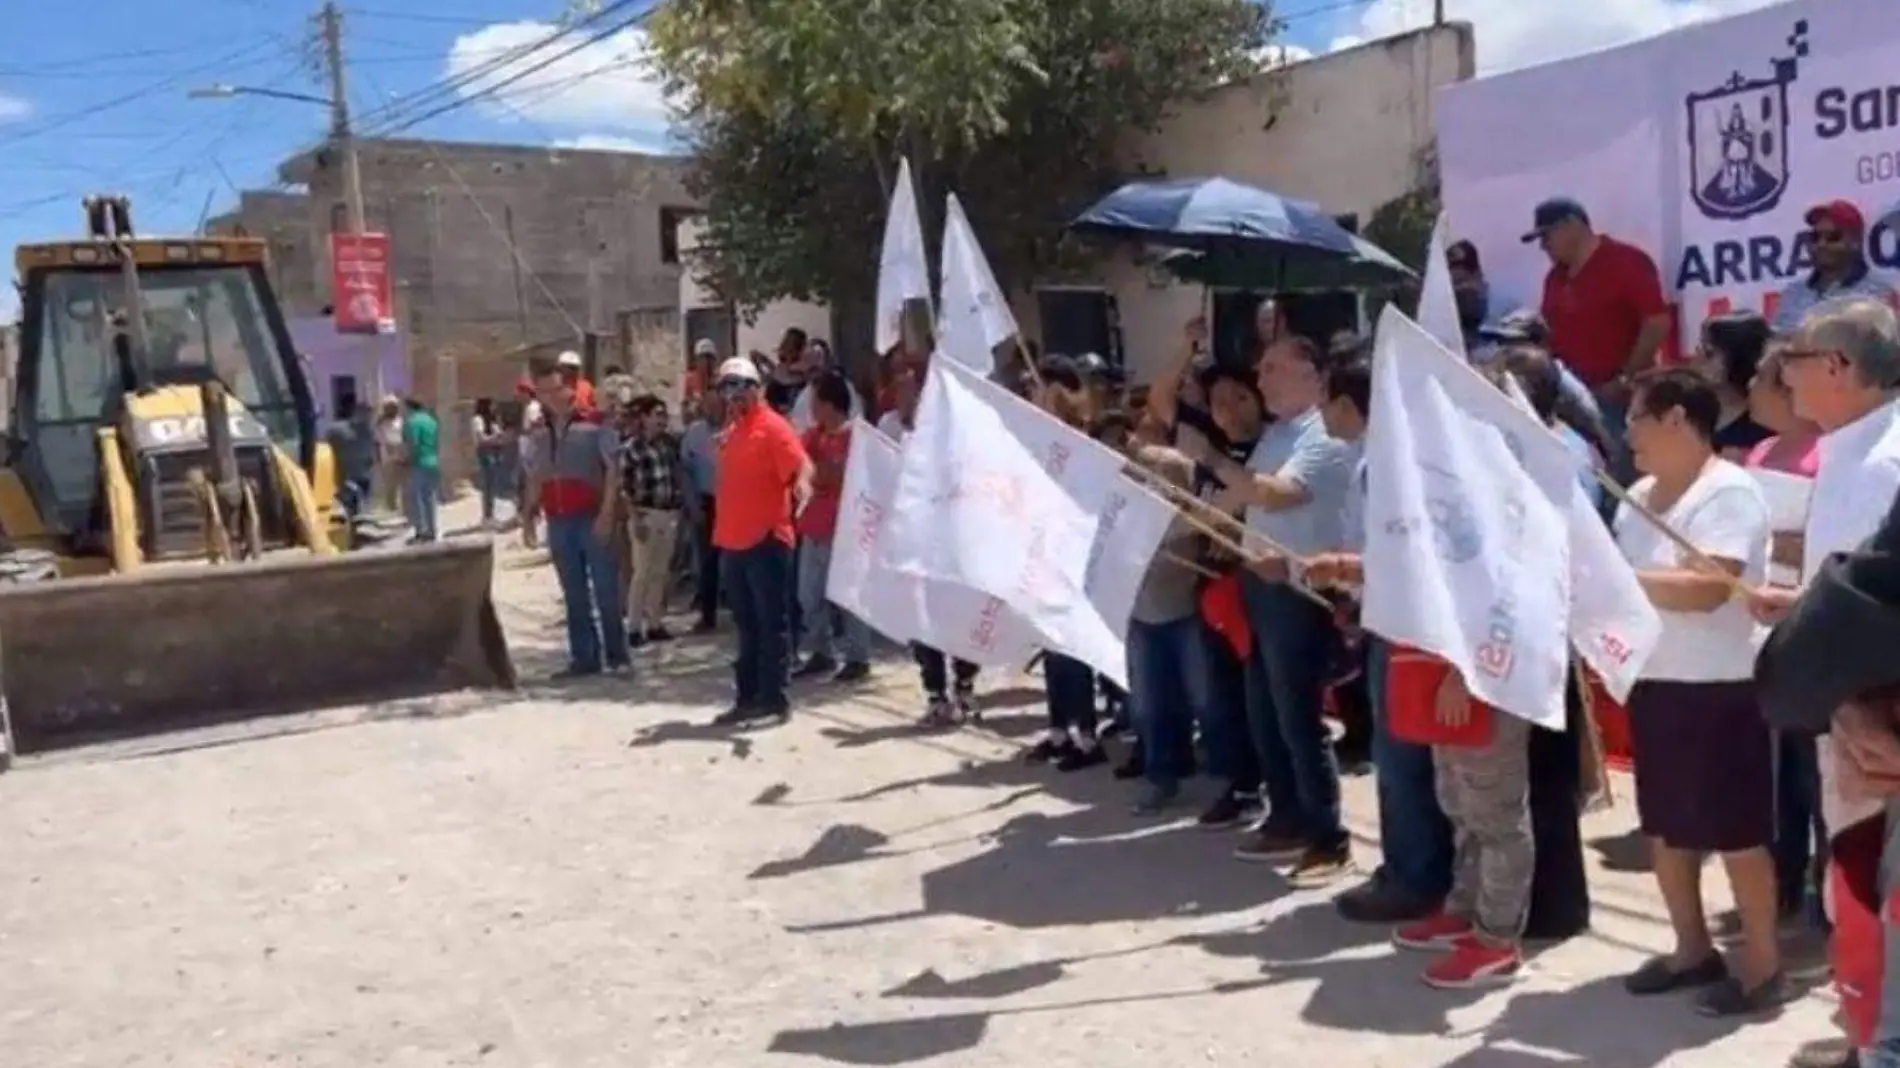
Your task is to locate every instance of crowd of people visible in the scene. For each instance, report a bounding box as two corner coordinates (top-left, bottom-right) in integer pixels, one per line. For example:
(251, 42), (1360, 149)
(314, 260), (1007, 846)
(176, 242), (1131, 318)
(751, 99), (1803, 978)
(500, 193), (1900, 1068)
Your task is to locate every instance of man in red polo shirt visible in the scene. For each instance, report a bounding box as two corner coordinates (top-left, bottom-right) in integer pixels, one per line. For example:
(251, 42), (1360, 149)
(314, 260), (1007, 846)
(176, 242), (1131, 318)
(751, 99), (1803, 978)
(1529, 197), (1670, 470)
(711, 356), (812, 725)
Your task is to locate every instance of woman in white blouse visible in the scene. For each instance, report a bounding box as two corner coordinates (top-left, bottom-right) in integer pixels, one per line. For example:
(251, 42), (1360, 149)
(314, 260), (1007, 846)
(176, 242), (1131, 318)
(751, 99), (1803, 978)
(1614, 369), (1783, 1018)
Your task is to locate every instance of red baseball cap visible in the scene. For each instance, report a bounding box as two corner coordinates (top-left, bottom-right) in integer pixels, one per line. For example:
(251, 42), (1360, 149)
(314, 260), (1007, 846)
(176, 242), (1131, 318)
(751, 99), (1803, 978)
(1805, 199), (1866, 234)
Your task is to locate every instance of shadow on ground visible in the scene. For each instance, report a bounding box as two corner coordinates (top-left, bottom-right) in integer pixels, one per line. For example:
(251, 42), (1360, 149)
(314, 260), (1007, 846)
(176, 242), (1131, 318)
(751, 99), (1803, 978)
(766, 978), (1277, 1066)
(737, 673), (1767, 1067)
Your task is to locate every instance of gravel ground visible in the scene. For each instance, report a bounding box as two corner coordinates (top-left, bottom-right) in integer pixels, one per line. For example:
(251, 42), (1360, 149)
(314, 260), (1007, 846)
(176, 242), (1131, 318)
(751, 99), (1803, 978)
(0, 505), (1845, 1067)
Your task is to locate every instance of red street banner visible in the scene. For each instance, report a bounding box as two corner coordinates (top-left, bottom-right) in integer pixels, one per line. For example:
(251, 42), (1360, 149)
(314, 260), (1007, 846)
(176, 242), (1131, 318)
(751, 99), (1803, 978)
(331, 232), (394, 335)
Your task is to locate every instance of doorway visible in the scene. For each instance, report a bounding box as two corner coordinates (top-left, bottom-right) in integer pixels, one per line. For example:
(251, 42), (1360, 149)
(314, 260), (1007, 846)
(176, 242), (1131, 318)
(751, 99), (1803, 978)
(1035, 287), (1124, 369)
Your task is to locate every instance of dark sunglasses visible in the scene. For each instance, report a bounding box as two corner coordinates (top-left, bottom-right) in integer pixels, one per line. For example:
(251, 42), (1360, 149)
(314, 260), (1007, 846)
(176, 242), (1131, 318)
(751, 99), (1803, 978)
(717, 377), (756, 392)
(1811, 228), (1850, 246)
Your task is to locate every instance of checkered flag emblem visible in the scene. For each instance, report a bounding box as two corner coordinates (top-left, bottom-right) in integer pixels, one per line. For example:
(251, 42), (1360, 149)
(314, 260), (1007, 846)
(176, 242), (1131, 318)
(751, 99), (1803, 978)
(1788, 20), (1809, 58)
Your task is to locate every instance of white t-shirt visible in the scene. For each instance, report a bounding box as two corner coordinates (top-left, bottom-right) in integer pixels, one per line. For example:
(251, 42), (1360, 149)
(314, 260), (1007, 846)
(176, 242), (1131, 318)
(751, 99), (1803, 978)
(517, 400), (545, 462)
(1613, 458), (1768, 683)
(875, 410), (909, 442)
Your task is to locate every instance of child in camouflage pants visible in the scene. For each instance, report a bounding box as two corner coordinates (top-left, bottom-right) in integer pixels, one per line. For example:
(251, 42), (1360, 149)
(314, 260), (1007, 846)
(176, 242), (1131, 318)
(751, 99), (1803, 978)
(1391, 670), (1534, 989)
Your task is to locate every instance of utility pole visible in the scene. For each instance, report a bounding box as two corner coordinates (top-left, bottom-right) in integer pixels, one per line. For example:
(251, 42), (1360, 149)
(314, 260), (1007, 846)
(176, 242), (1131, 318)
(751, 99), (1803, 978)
(318, 2), (366, 235)
(1432, 0), (1445, 25)
(317, 1), (381, 404)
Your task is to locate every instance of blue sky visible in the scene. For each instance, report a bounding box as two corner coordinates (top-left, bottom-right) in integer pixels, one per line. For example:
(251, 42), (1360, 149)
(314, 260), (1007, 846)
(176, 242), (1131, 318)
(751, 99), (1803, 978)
(0, 0), (1757, 323)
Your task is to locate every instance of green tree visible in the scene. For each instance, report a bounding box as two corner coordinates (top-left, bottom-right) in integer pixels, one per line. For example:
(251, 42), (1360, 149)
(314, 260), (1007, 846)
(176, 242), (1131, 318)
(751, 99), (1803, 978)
(1363, 144), (1441, 318)
(648, 0), (1271, 329)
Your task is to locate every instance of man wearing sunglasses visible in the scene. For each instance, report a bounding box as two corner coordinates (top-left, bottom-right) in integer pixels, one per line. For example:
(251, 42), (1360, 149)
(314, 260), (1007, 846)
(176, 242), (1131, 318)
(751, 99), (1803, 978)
(1750, 295), (1900, 1068)
(1527, 197), (1670, 480)
(711, 356), (814, 726)
(1773, 200), (1896, 335)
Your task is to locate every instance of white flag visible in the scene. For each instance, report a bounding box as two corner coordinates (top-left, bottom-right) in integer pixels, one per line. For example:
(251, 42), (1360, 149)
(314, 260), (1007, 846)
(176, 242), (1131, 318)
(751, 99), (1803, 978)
(1363, 308), (1576, 728)
(1074, 475), (1178, 684)
(1497, 376), (1661, 701)
(880, 358), (1122, 656)
(1085, 476), (1176, 632)
(828, 420), (1038, 666)
(1417, 213), (1465, 358)
(875, 158), (931, 357)
(937, 193), (1017, 376)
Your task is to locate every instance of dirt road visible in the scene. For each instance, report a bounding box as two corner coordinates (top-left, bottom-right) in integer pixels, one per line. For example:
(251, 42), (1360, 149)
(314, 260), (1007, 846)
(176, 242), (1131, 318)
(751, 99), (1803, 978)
(0, 521), (1841, 1067)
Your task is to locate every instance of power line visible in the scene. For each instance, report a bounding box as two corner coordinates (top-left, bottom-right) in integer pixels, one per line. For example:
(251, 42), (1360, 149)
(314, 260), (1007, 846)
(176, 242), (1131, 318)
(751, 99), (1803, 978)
(354, 0), (646, 135)
(363, 0), (657, 139)
(0, 33), (260, 76)
(350, 8), (624, 131)
(0, 38), (297, 149)
(1275, 0), (1380, 25)
(0, 61), (312, 229)
(353, 65), (584, 337)
(343, 7), (510, 27)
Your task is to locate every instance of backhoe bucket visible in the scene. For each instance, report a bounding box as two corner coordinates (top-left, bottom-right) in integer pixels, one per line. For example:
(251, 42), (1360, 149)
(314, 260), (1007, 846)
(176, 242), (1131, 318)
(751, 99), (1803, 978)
(0, 540), (516, 754)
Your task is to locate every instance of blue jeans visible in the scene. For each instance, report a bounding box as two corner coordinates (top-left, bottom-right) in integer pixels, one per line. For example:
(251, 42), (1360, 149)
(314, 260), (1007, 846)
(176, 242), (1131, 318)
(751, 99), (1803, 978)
(476, 453), (504, 522)
(546, 514), (628, 672)
(724, 537), (794, 712)
(796, 539), (869, 663)
(407, 466), (440, 541)
(1241, 573), (1346, 850)
(1366, 635), (1455, 902)
(1128, 615), (1214, 790)
(1043, 652), (1097, 736)
(1199, 622), (1260, 791)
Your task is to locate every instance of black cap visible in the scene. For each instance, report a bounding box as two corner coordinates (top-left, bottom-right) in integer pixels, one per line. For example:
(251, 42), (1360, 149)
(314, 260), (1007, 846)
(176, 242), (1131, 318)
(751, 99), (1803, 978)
(1446, 239), (1481, 274)
(1075, 352), (1127, 384)
(1520, 198), (1590, 243)
(1036, 354), (1085, 392)
(1476, 306), (1548, 344)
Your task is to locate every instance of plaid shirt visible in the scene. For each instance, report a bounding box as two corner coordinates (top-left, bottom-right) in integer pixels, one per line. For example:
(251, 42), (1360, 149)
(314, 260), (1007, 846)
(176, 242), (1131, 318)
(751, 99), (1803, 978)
(620, 430), (684, 511)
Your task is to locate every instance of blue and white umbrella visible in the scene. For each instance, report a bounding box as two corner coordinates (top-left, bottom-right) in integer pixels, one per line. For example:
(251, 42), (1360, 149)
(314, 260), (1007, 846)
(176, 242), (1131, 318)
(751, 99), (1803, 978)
(1069, 176), (1362, 256)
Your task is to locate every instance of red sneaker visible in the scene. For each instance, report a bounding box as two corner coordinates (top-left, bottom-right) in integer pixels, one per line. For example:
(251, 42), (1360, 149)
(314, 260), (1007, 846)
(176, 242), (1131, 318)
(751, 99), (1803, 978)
(1392, 912), (1473, 951)
(1421, 936), (1522, 989)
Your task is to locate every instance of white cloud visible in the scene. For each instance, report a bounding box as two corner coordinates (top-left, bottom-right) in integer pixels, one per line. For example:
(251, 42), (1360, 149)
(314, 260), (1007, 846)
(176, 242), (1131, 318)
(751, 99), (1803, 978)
(0, 93), (31, 123)
(1346, 0), (1784, 74)
(554, 132), (680, 156)
(445, 20), (671, 131)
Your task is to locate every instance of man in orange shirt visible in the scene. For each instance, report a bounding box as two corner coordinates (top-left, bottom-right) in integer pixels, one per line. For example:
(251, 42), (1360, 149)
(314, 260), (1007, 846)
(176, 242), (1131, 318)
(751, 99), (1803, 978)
(556, 350), (598, 412)
(712, 356), (813, 725)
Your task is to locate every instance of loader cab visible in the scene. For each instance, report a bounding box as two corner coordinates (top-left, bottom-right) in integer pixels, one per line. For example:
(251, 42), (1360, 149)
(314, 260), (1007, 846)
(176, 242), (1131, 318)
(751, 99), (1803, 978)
(11, 240), (317, 543)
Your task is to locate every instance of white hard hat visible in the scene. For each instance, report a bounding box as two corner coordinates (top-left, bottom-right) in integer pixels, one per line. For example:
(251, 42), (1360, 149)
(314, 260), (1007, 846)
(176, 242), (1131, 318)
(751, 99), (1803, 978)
(716, 356), (761, 384)
(693, 338), (717, 356)
(556, 350), (583, 369)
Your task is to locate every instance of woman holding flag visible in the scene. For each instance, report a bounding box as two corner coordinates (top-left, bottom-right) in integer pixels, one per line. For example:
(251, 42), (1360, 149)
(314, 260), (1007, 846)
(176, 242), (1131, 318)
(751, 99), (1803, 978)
(1612, 368), (1784, 1016)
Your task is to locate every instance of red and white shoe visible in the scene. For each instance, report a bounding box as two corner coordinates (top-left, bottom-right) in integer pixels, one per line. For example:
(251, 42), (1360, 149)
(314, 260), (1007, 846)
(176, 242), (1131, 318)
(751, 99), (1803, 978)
(1421, 936), (1522, 989)
(1392, 911), (1473, 951)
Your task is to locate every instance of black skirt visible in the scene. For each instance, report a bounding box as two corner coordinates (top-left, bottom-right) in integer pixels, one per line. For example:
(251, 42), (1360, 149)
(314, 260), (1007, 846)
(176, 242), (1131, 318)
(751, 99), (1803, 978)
(1628, 679), (1775, 853)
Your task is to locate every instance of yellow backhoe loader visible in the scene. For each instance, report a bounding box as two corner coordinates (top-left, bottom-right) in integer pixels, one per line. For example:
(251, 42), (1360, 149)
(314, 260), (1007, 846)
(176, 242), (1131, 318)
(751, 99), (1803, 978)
(0, 196), (515, 766)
